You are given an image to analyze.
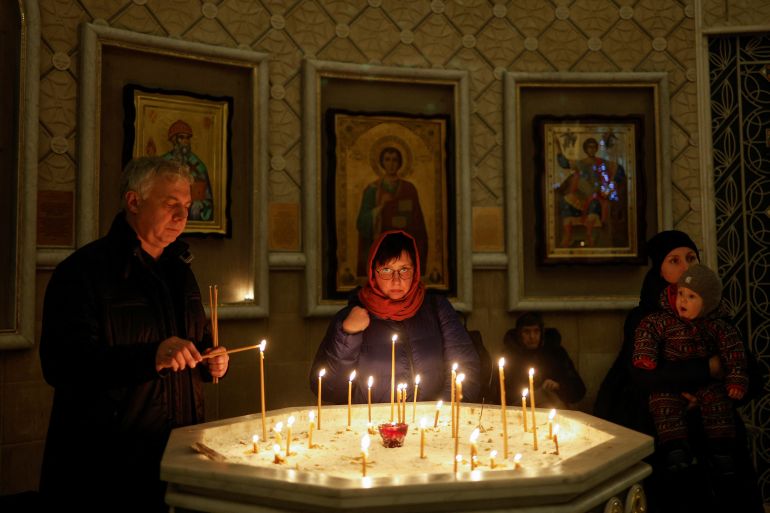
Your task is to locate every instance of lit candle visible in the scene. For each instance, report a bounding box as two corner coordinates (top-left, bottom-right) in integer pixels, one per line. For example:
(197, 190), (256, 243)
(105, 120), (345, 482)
(521, 389), (529, 432)
(454, 454), (462, 473)
(348, 370), (357, 428)
(391, 334), (397, 422)
(434, 400), (443, 428)
(286, 416), (294, 456)
(412, 374), (421, 423)
(419, 417), (427, 459)
(259, 340), (267, 439)
(273, 443), (284, 464)
(450, 363), (458, 437)
(489, 449), (497, 469)
(548, 409), (556, 439)
(317, 368), (326, 430)
(529, 368), (538, 450)
(454, 373), (465, 462)
(308, 411), (315, 449)
(514, 453), (522, 469)
(401, 383), (408, 424)
(469, 428), (480, 470)
(361, 434), (370, 477)
(498, 357), (508, 459)
(553, 424), (560, 455)
(252, 434), (259, 454)
(274, 421), (283, 447)
(367, 376), (373, 423)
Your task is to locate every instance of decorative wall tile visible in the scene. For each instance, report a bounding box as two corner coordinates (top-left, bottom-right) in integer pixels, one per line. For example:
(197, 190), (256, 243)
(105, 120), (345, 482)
(317, 36), (367, 62)
(269, 100), (301, 156)
(443, 0), (491, 34)
(381, 42), (430, 67)
(38, 153), (75, 191)
(475, 18), (522, 67)
(507, 0), (554, 37)
(40, 0), (88, 52)
(322, 0), (367, 24)
(600, 20), (651, 71)
(634, 0), (684, 37)
(510, 47), (554, 72)
(256, 30), (303, 84)
(569, 0), (619, 37)
(571, 50), (618, 72)
(538, 20), (586, 70)
(112, 3), (165, 35)
(446, 48), (494, 96)
(381, 0), (431, 29)
(413, 14), (462, 65)
(80, 0), (128, 21)
(285, 0), (336, 56)
(217, 0), (271, 46)
(185, 18), (238, 47)
(39, 71), (77, 137)
(148, 0), (200, 36)
(348, 7), (401, 60)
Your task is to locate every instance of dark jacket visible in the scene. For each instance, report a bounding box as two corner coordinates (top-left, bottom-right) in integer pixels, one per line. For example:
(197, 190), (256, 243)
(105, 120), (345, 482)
(310, 291), (481, 404)
(495, 327), (586, 407)
(39, 213), (212, 511)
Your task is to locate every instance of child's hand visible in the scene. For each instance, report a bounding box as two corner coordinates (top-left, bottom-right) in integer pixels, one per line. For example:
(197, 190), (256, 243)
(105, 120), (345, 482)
(726, 385), (745, 400)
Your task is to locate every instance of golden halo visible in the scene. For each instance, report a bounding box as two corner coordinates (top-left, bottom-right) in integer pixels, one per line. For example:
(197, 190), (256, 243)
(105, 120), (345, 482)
(368, 136), (414, 179)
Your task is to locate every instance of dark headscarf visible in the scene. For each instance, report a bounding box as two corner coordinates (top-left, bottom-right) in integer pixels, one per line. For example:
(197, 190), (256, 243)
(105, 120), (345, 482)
(638, 230), (699, 310)
(358, 230), (425, 321)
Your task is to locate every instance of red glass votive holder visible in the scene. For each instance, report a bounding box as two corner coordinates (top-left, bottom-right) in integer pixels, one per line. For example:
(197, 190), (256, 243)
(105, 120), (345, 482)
(378, 422), (409, 448)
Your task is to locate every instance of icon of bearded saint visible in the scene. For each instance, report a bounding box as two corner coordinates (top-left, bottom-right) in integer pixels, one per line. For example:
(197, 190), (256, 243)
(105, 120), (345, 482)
(162, 120), (214, 221)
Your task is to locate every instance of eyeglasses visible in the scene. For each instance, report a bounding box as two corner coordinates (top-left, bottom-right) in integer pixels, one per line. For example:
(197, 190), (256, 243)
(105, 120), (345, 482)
(375, 266), (414, 281)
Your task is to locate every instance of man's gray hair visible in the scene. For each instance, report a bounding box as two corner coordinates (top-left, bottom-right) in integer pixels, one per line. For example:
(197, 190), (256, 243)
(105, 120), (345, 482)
(120, 156), (193, 208)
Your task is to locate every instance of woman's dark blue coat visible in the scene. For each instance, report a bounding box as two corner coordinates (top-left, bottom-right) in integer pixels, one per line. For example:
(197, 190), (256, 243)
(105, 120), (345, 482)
(310, 291), (481, 405)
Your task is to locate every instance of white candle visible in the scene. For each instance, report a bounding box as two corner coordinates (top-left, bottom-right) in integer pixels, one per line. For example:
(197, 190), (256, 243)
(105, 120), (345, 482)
(272, 443), (284, 464)
(412, 374), (421, 423)
(348, 370), (357, 427)
(529, 368), (538, 450)
(521, 389), (529, 432)
(419, 417), (427, 459)
(489, 449), (497, 469)
(367, 375), (373, 423)
(391, 335), (397, 422)
(450, 363), (458, 437)
(470, 428), (480, 470)
(317, 369), (326, 429)
(273, 421), (283, 446)
(553, 424), (560, 455)
(548, 409), (556, 439)
(434, 400), (443, 428)
(286, 416), (294, 456)
(514, 453), (522, 469)
(259, 340), (267, 439)
(498, 357), (508, 458)
(308, 411), (315, 449)
(361, 434), (370, 477)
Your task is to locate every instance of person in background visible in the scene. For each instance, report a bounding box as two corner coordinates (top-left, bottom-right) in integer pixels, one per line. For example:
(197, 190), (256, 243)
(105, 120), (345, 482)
(39, 157), (229, 513)
(594, 230), (762, 513)
(496, 312), (586, 409)
(310, 230), (480, 406)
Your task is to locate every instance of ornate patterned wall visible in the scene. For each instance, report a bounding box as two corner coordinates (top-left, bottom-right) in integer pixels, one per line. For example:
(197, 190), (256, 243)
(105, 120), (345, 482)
(36, 0), (719, 251)
(709, 32), (770, 503)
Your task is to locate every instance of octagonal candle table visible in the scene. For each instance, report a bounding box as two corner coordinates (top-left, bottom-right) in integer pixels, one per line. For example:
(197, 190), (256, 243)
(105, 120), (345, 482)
(162, 402), (652, 513)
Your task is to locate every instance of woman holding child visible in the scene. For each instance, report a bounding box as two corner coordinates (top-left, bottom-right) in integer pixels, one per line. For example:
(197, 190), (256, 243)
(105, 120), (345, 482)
(594, 230), (762, 513)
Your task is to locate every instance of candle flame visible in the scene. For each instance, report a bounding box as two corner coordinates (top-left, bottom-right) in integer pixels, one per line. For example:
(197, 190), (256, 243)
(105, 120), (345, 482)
(273, 444), (280, 454)
(415, 374), (421, 385)
(368, 375), (373, 388)
(287, 416), (295, 427)
(470, 428), (480, 443)
(529, 368), (534, 377)
(349, 370), (357, 381)
(319, 368), (326, 378)
(361, 434), (371, 452)
(554, 424), (560, 435)
(452, 362), (458, 371)
(252, 434), (259, 443)
(490, 450), (497, 458)
(549, 409), (556, 420)
(391, 334), (398, 343)
(420, 417), (427, 428)
(274, 421), (283, 433)
(522, 388), (529, 398)
(498, 357), (505, 368)
(436, 399), (443, 410)
(456, 373), (465, 384)
(259, 339), (266, 352)
(514, 453), (522, 463)
(309, 410), (315, 421)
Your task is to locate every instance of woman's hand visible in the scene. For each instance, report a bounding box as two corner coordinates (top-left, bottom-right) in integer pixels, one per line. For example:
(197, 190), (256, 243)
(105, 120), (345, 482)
(342, 306), (370, 334)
